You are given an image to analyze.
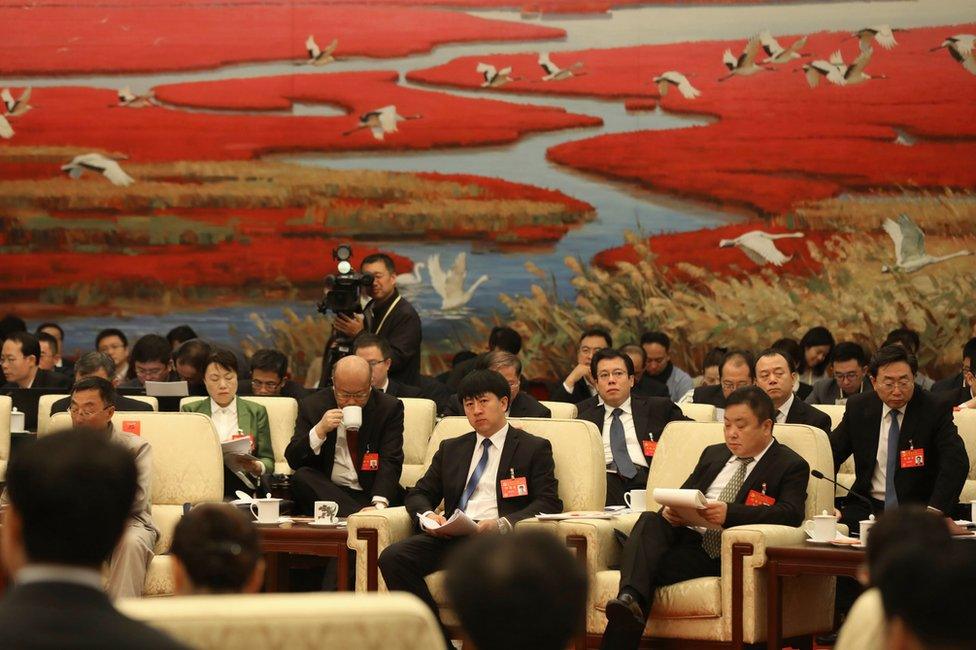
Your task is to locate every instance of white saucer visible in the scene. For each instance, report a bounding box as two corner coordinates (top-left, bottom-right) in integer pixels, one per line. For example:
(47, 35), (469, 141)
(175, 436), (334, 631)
(805, 538), (835, 545)
(308, 519), (347, 528)
(254, 516), (292, 526)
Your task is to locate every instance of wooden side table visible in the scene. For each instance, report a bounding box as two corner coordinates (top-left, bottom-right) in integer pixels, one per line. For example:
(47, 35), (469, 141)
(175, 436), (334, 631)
(255, 522), (351, 592)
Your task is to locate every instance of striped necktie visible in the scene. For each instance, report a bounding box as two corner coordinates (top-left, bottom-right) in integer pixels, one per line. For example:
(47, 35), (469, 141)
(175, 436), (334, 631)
(702, 456), (755, 558)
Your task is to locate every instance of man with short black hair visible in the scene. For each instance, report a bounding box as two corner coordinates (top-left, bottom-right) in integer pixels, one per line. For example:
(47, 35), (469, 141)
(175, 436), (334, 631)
(50, 352), (154, 415)
(550, 328), (613, 404)
(806, 341), (872, 405)
(165, 325), (198, 351)
(1, 331), (72, 390)
(445, 325), (522, 390)
(754, 348), (832, 432)
(689, 350), (754, 414)
(578, 349), (687, 506)
(173, 338), (211, 394)
(445, 350), (551, 418)
(36, 331), (59, 372)
(0, 429), (182, 648)
(640, 331), (694, 402)
(37, 321), (73, 376)
(120, 334), (177, 388)
(601, 386), (809, 650)
(379, 369), (562, 642)
(353, 333), (421, 398)
(96, 328), (130, 384)
(247, 348), (307, 400)
(830, 345), (968, 529)
(621, 343), (670, 399)
(932, 337), (976, 408)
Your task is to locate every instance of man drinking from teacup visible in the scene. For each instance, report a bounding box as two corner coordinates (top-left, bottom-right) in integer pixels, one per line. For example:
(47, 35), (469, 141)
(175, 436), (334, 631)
(601, 386), (809, 650)
(286, 354), (405, 516)
(577, 349), (688, 507)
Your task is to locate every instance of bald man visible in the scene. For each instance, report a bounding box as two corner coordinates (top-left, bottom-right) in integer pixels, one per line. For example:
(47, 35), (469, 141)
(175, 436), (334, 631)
(286, 356), (405, 515)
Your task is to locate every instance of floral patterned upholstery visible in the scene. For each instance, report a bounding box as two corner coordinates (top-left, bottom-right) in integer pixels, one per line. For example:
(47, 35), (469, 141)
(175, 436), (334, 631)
(399, 398), (437, 488)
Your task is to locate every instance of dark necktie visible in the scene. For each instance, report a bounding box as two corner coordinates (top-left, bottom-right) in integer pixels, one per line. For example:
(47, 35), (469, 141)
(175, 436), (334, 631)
(885, 410), (901, 509)
(702, 456), (754, 558)
(346, 426), (361, 471)
(458, 439), (492, 514)
(609, 407), (637, 480)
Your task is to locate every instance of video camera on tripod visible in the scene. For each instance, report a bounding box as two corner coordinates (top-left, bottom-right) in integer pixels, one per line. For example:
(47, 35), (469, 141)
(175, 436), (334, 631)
(317, 245), (375, 377)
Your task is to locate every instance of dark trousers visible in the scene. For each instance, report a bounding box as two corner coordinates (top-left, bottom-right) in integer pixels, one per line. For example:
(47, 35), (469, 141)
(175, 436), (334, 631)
(290, 468), (374, 516)
(224, 467), (259, 499)
(606, 466), (649, 507)
(835, 496), (884, 620)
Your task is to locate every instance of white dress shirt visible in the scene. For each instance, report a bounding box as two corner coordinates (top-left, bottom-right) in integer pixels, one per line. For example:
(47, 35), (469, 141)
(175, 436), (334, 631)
(462, 424), (508, 522)
(599, 397), (648, 471)
(776, 393), (795, 424)
(210, 398), (239, 442)
(871, 405), (903, 502)
(703, 438), (775, 503)
(17, 564), (104, 590)
(562, 379), (598, 397)
(308, 423), (388, 506)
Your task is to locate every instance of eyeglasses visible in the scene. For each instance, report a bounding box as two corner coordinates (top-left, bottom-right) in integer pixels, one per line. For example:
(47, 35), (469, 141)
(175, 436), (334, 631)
(596, 370), (628, 381)
(834, 371), (861, 382)
(335, 388), (370, 400)
(364, 359), (388, 368)
(135, 365), (168, 378)
(251, 379), (283, 390)
(69, 404), (111, 418)
(878, 378), (914, 391)
(721, 381), (752, 392)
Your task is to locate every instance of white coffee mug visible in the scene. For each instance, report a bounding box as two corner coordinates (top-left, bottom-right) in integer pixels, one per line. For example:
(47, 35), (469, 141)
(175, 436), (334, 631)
(250, 497), (282, 524)
(624, 489), (647, 512)
(970, 500), (976, 523)
(859, 517), (875, 546)
(10, 408), (25, 433)
(342, 405), (363, 430)
(803, 512), (837, 542)
(315, 500), (340, 524)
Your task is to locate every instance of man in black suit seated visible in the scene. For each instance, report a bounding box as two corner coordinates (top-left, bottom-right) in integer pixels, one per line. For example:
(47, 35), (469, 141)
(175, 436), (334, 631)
(578, 349), (688, 506)
(805, 341), (873, 406)
(353, 333), (421, 399)
(37, 322), (74, 377)
(688, 349), (754, 414)
(932, 337), (976, 408)
(0, 429), (184, 649)
(118, 334), (179, 389)
(444, 325), (522, 391)
(378, 370), (563, 640)
(50, 352), (154, 415)
(549, 328), (612, 404)
(244, 348), (308, 400)
(445, 350), (552, 418)
(830, 345), (968, 529)
(601, 386), (809, 650)
(286, 355), (404, 517)
(754, 347), (833, 432)
(620, 343), (670, 399)
(1, 331), (72, 390)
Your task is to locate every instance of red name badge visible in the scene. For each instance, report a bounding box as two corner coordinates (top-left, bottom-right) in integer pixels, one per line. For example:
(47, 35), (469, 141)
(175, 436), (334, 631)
(745, 490), (776, 506)
(642, 440), (658, 457)
(122, 420), (140, 435)
(361, 453), (379, 471)
(900, 448), (925, 469)
(500, 476), (529, 499)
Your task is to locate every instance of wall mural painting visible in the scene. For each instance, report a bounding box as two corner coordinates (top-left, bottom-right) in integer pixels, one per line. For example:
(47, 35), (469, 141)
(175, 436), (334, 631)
(1, 0), (974, 381)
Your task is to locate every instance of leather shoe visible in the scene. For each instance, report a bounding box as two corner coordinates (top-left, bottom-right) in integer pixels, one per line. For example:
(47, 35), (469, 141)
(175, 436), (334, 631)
(605, 593), (645, 627)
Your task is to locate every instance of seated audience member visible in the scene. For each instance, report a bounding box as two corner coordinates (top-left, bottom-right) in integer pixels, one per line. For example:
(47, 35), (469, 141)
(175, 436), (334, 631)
(286, 355), (404, 516)
(578, 349), (687, 506)
(797, 326), (835, 386)
(166, 325), (198, 351)
(931, 336), (976, 397)
(883, 327), (935, 390)
(96, 328), (130, 384)
(379, 370), (562, 642)
(181, 350), (274, 498)
(835, 506), (952, 650)
(436, 350), (477, 384)
(445, 530), (587, 650)
(876, 536), (976, 650)
(445, 350), (552, 418)
(172, 338), (211, 395)
(829, 345), (967, 530)
(445, 325), (522, 391)
(1, 331), (72, 389)
(120, 334), (177, 388)
(247, 348), (308, 400)
(550, 328), (612, 404)
(36, 331), (59, 372)
(0, 314), (27, 339)
(680, 347), (727, 402)
(354, 333), (422, 398)
(37, 321), (74, 376)
(170, 504), (264, 595)
(621, 343), (669, 399)
(0, 429), (183, 649)
(689, 349), (754, 415)
(754, 348), (832, 432)
(601, 386), (808, 650)
(640, 331), (694, 402)
(50, 352), (153, 415)
(806, 341), (872, 405)
(771, 337), (813, 400)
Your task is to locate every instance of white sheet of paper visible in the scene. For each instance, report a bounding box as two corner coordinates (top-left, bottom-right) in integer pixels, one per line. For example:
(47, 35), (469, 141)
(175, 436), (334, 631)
(221, 437), (252, 455)
(653, 488), (719, 529)
(144, 380), (189, 397)
(417, 510), (479, 536)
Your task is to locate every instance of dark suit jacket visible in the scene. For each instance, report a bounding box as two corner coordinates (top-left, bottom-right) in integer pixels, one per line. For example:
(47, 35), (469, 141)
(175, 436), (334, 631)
(804, 376), (873, 405)
(577, 394), (689, 462)
(415, 374), (453, 416)
(784, 397), (832, 433)
(286, 389), (404, 503)
(941, 384), (974, 407)
(445, 391), (552, 418)
(631, 374), (671, 399)
(548, 379), (596, 405)
(384, 379), (422, 399)
(51, 394), (154, 416)
(0, 581), (185, 649)
(406, 426), (562, 529)
(680, 439), (809, 528)
(932, 372), (964, 394)
(829, 389), (968, 513)
(2, 368), (73, 391)
(368, 291), (422, 385)
(692, 384), (726, 408)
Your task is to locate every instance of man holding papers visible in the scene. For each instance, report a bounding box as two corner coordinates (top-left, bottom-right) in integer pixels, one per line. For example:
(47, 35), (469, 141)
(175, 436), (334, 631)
(379, 369), (562, 639)
(601, 386), (809, 649)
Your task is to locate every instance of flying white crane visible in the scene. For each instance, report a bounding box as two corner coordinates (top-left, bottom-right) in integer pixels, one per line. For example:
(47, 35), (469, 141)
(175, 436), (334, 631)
(759, 31), (808, 64)
(1, 87), (31, 116)
(394, 262), (426, 287)
(800, 54), (847, 87)
(0, 115), (13, 139)
(537, 52), (583, 81)
(305, 36), (337, 66)
(476, 63), (515, 88)
(931, 34), (976, 75)
(832, 47), (884, 84)
(881, 214), (972, 273)
(719, 37), (771, 81)
(61, 153), (135, 187)
(852, 25), (900, 51)
(427, 252), (489, 311)
(719, 231), (804, 266)
(117, 86), (155, 108)
(653, 71), (700, 99)
(342, 105), (422, 141)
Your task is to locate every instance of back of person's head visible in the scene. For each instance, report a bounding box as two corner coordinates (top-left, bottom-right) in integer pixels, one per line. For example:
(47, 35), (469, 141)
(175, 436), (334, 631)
(36, 321), (64, 342)
(170, 504), (263, 594)
(478, 350), (522, 376)
(639, 330), (670, 351)
(451, 350), (478, 368)
(724, 385), (775, 424)
(0, 314), (27, 339)
(866, 506), (951, 583)
(832, 341), (868, 367)
(166, 325), (198, 348)
(877, 541), (976, 649)
(174, 338), (212, 376)
(352, 332), (393, 359)
(249, 348), (289, 378)
(869, 345), (918, 378)
(4, 429), (136, 570)
(720, 349), (756, 380)
(445, 530), (587, 650)
(457, 369), (510, 404)
(74, 351), (116, 379)
(488, 326), (522, 355)
(620, 343), (646, 367)
(590, 348), (635, 378)
(962, 336), (976, 365)
(883, 327), (921, 354)
(702, 346), (727, 370)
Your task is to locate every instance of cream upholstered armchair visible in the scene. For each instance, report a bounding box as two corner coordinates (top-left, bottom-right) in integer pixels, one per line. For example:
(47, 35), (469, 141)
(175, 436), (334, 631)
(118, 592), (446, 650)
(540, 400), (579, 419)
(556, 421), (836, 648)
(48, 411), (224, 596)
(0, 395), (11, 482)
(398, 397), (437, 489)
(812, 404), (850, 496)
(347, 416), (605, 612)
(37, 393), (159, 436)
(679, 402), (717, 423)
(952, 409), (976, 502)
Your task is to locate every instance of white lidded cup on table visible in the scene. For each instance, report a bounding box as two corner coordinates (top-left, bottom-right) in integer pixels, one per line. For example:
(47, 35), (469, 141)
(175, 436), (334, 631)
(859, 514), (876, 546)
(624, 489), (647, 512)
(803, 510), (837, 543)
(250, 495), (282, 524)
(341, 405), (363, 430)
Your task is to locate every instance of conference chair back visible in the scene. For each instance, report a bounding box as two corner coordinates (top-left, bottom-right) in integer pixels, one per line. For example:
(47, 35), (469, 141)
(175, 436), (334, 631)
(38, 393), (159, 436)
(678, 402), (717, 423)
(955, 409), (976, 502)
(539, 400), (578, 419)
(399, 397), (437, 489)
